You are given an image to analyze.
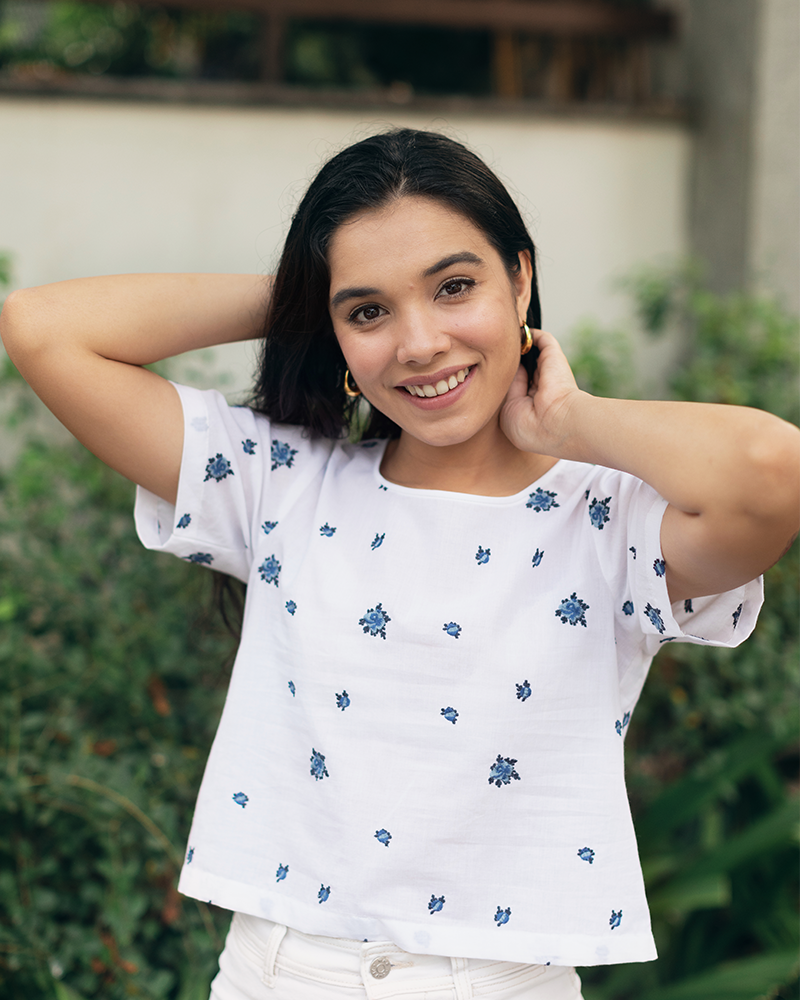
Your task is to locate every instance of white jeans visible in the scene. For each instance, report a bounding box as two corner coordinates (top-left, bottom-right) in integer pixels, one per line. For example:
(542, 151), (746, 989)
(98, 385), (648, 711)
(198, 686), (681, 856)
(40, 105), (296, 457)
(209, 913), (585, 1000)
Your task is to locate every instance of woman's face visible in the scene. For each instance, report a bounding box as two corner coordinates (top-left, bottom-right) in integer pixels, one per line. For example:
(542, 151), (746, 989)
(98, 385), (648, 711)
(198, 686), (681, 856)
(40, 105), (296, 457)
(328, 196), (532, 450)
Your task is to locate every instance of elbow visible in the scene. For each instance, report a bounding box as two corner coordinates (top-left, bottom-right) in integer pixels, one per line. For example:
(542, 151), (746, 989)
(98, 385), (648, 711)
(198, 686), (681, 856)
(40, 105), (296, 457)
(745, 417), (800, 534)
(0, 288), (44, 364)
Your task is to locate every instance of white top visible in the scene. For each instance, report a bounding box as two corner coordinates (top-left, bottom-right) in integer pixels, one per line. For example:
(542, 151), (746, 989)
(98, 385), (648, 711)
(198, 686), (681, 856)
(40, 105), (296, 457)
(135, 383), (763, 968)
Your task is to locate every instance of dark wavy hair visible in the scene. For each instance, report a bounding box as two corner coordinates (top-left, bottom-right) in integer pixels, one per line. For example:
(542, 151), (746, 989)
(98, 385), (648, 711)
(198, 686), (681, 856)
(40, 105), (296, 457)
(251, 127), (541, 440)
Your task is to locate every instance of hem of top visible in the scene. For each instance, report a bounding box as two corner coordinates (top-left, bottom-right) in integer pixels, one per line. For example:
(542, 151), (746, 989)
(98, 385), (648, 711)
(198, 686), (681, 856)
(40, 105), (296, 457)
(178, 869), (658, 968)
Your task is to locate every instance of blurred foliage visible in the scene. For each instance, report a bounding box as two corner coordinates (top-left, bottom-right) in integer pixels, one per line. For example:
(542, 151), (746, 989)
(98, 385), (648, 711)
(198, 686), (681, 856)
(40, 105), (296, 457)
(570, 264), (800, 1000)
(0, 264), (797, 998)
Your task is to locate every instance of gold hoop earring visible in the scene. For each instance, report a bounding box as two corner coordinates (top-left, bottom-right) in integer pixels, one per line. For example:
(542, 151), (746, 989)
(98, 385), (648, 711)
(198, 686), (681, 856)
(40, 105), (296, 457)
(520, 323), (533, 356)
(343, 369), (361, 398)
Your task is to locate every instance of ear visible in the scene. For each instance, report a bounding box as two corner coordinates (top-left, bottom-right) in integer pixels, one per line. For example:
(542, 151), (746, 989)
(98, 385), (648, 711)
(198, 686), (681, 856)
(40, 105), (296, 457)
(514, 250), (533, 324)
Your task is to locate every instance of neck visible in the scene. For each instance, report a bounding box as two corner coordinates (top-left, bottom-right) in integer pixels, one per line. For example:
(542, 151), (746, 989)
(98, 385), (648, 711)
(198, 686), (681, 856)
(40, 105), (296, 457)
(380, 417), (557, 497)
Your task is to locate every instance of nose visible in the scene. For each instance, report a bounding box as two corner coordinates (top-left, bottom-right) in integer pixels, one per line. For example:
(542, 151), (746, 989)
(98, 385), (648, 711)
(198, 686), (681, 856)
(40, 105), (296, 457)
(395, 312), (452, 366)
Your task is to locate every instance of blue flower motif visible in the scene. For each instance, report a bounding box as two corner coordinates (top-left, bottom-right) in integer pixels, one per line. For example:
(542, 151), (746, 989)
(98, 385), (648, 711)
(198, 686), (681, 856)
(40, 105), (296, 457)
(629, 546), (637, 559)
(443, 622), (462, 639)
(732, 603), (743, 629)
(441, 706), (458, 724)
(359, 603), (391, 639)
(588, 496), (611, 530)
(555, 592), (589, 627)
(241, 439), (257, 455)
(259, 555), (281, 587)
(494, 906), (511, 926)
(488, 755), (520, 787)
(286, 600), (297, 616)
(336, 690), (350, 711)
(186, 552), (213, 565)
(475, 546), (491, 565)
(270, 440), (297, 471)
(622, 710), (630, 727)
(374, 829), (391, 847)
(516, 679), (532, 702)
(622, 600), (634, 616)
(177, 513), (191, 529)
(288, 680), (295, 696)
(310, 748), (329, 780)
(653, 558), (666, 577)
(428, 894), (445, 915)
(371, 533), (385, 550)
(319, 523), (336, 537)
(584, 489), (590, 500)
(276, 864), (289, 882)
(186, 847), (194, 863)
(577, 847), (595, 864)
(684, 599), (694, 614)
(378, 484), (388, 491)
(318, 884), (330, 904)
(526, 489), (559, 512)
(644, 602), (666, 634)
(531, 548), (544, 568)
(262, 520), (278, 534)
(615, 719), (622, 735)
(204, 453), (234, 482)
(232, 791), (249, 808)
(609, 910), (622, 930)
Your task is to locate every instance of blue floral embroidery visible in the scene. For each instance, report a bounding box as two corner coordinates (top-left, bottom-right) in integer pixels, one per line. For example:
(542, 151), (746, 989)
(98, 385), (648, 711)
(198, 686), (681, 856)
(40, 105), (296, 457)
(684, 599), (694, 613)
(475, 546), (491, 565)
(488, 755), (520, 787)
(428, 894), (445, 914)
(609, 910), (622, 930)
(204, 453), (234, 482)
(270, 440), (297, 471)
(318, 884), (330, 904)
(615, 720), (622, 735)
(615, 711), (631, 736)
(622, 600), (634, 616)
(177, 513), (191, 529)
(588, 496), (611, 530)
(584, 490), (590, 500)
(241, 439), (257, 455)
(186, 847), (194, 863)
(577, 847), (595, 864)
(259, 555), (281, 587)
(644, 602), (666, 633)
(732, 603), (743, 629)
(371, 533), (385, 550)
(288, 680), (296, 696)
(374, 829), (391, 847)
(531, 548), (544, 568)
(276, 864), (289, 882)
(653, 558), (666, 577)
(526, 489), (559, 512)
(443, 622), (462, 639)
(378, 484), (388, 491)
(319, 523), (336, 537)
(629, 546), (637, 559)
(516, 679), (532, 702)
(359, 603), (391, 639)
(286, 600), (297, 616)
(310, 748), (329, 780)
(555, 593), (589, 627)
(336, 690), (350, 711)
(494, 906), (511, 926)
(262, 520), (278, 534)
(186, 552), (213, 565)
(441, 706), (459, 724)
(232, 792), (248, 808)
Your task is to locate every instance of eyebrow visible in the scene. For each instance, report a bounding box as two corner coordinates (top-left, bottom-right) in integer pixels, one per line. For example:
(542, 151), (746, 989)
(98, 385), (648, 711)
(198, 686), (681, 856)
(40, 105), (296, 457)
(329, 251), (486, 310)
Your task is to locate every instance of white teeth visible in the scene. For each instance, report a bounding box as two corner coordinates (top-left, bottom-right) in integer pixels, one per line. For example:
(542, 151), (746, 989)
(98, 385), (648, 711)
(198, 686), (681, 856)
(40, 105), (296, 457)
(448, 375), (458, 389)
(435, 380), (449, 395)
(404, 366), (471, 397)
(456, 369), (466, 383)
(422, 384), (437, 397)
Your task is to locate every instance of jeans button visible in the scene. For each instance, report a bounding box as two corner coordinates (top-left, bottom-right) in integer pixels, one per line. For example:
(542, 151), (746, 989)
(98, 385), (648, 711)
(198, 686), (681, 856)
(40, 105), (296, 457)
(369, 957), (392, 979)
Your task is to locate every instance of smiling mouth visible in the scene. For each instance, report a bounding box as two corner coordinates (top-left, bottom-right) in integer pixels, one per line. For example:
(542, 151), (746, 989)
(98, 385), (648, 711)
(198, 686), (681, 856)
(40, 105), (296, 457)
(402, 367), (472, 398)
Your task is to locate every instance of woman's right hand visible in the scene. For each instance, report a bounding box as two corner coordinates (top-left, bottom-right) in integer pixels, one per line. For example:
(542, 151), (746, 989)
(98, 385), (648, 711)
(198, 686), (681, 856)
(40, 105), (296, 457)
(0, 273), (270, 504)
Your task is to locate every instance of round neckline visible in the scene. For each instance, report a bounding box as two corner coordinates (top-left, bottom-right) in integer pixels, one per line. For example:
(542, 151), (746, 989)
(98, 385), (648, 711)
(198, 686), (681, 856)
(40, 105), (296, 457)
(368, 439), (563, 506)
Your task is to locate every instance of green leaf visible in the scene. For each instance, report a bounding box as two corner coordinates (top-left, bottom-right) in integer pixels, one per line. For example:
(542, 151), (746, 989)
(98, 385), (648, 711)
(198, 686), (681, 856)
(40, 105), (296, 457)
(641, 950), (799, 1000)
(649, 872), (730, 916)
(53, 981), (90, 1000)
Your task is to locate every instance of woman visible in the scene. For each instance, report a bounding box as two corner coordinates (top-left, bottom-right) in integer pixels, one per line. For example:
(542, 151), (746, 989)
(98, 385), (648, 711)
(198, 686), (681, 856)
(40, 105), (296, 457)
(2, 129), (797, 1000)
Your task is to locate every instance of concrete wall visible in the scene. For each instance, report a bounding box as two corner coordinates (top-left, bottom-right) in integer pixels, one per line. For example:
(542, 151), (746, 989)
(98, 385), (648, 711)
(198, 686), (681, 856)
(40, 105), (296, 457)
(1, 97), (689, 397)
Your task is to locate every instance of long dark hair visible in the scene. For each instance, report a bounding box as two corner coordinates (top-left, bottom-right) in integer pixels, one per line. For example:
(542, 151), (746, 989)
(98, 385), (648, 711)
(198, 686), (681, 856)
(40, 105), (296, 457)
(251, 128), (541, 440)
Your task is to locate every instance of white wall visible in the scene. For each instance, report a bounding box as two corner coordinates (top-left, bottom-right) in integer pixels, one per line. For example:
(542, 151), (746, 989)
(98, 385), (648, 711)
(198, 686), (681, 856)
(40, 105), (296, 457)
(1, 97), (689, 397)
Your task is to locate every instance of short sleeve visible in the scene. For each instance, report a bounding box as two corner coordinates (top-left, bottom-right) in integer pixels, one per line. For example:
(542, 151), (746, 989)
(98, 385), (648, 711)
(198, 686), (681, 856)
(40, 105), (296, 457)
(134, 383), (276, 583)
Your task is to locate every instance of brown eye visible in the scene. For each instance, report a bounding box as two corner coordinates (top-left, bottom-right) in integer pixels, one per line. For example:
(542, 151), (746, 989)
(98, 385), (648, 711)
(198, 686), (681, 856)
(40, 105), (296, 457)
(350, 304), (384, 324)
(438, 277), (474, 298)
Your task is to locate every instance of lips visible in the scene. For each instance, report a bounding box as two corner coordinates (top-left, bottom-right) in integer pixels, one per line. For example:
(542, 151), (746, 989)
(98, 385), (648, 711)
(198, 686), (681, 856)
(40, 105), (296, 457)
(403, 366), (472, 398)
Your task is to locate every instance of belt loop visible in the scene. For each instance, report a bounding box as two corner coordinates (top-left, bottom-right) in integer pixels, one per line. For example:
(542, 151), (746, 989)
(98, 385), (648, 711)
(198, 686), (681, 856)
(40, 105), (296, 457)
(450, 956), (474, 1000)
(261, 922), (287, 988)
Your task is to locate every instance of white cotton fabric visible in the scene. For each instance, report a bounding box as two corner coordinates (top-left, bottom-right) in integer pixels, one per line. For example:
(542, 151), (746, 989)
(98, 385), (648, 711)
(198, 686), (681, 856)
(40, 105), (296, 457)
(135, 383), (763, 969)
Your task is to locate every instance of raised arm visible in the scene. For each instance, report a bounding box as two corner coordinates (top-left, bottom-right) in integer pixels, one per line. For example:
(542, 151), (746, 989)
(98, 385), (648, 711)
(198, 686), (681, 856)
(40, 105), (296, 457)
(502, 329), (800, 602)
(0, 273), (270, 504)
